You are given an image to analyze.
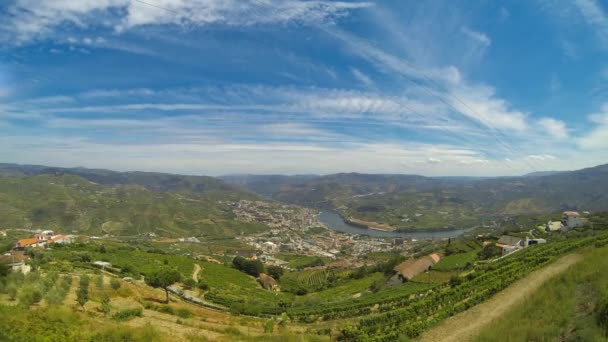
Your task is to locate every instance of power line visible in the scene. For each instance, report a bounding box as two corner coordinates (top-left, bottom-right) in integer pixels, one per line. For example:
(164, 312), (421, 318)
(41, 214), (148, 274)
(133, 0), (181, 15)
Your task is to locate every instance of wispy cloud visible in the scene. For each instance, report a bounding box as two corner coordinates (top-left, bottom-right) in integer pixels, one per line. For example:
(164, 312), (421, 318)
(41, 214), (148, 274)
(461, 27), (491, 47)
(1, 0), (373, 44)
(351, 68), (375, 87)
(574, 0), (608, 47)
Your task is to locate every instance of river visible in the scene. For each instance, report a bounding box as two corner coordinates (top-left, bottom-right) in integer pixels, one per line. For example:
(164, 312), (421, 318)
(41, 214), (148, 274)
(317, 211), (470, 240)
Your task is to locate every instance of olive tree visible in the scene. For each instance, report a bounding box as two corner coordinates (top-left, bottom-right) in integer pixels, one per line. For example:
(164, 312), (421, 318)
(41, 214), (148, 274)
(145, 268), (181, 303)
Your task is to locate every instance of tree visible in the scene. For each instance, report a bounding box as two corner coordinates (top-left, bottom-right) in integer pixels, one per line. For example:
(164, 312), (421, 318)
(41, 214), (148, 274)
(76, 287), (88, 310)
(145, 268), (182, 303)
(478, 244), (502, 260)
(267, 266), (284, 280)
(0, 264), (9, 277)
(232, 256), (264, 277)
(100, 293), (111, 315)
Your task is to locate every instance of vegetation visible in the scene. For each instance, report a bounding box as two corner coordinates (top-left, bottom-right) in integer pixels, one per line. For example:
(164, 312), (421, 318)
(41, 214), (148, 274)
(232, 256), (264, 277)
(0, 174), (267, 238)
(474, 243), (608, 341)
(145, 268), (182, 303)
(339, 232), (608, 341)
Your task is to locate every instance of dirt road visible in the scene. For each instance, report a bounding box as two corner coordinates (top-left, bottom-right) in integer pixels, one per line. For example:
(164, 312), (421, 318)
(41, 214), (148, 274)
(418, 254), (582, 342)
(192, 264), (201, 282)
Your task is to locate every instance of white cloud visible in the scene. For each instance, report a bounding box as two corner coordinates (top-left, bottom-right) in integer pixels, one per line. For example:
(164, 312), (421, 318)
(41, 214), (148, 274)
(2, 0), (373, 44)
(447, 83), (529, 132)
(579, 103), (608, 149)
(461, 27), (491, 47)
(574, 0), (608, 47)
(351, 68), (375, 87)
(526, 154), (556, 161)
(538, 117), (568, 139)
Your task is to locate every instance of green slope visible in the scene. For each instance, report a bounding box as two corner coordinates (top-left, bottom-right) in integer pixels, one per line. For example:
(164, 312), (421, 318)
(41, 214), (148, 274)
(0, 174), (266, 237)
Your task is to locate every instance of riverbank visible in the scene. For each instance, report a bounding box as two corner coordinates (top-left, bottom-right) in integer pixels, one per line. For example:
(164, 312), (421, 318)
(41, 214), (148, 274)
(317, 211), (471, 239)
(344, 217), (396, 232)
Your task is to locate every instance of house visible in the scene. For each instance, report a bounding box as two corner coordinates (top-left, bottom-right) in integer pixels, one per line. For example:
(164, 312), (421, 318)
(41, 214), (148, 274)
(393, 253), (441, 281)
(562, 211), (584, 231)
(262, 241), (278, 253)
(546, 221), (564, 232)
(15, 238), (44, 249)
(0, 251), (30, 274)
(496, 235), (524, 255)
(49, 234), (72, 245)
(526, 238), (546, 246)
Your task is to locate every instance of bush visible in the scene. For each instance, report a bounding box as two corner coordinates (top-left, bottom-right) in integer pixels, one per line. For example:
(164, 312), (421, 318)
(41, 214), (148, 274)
(19, 287), (43, 306)
(175, 308), (193, 319)
(95, 275), (104, 289)
(232, 256), (264, 277)
(112, 307), (143, 321)
(100, 293), (111, 315)
(183, 278), (196, 289)
(7, 285), (18, 300)
(267, 266), (284, 280)
(110, 279), (121, 290)
(0, 264), (9, 278)
(197, 281), (209, 291)
(79, 275), (90, 288)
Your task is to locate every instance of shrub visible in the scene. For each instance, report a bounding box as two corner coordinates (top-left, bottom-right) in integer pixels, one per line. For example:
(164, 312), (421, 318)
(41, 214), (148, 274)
(112, 307), (143, 321)
(232, 256), (264, 277)
(197, 281), (209, 291)
(100, 293), (111, 315)
(183, 278), (196, 289)
(95, 275), (104, 289)
(7, 285), (18, 300)
(267, 266), (284, 280)
(79, 275), (90, 288)
(110, 278), (121, 290)
(19, 287), (43, 306)
(175, 308), (193, 319)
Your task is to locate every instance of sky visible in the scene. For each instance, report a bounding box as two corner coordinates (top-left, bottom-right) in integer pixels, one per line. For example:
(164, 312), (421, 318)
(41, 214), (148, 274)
(1, 0), (608, 176)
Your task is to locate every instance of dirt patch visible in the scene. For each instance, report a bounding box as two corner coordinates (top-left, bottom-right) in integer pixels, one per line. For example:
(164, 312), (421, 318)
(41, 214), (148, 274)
(418, 254), (583, 342)
(192, 264), (201, 282)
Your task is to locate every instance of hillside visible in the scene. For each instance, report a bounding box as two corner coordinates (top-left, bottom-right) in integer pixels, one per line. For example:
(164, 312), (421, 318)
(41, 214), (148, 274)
(0, 163), (234, 194)
(0, 174), (266, 237)
(222, 164), (608, 230)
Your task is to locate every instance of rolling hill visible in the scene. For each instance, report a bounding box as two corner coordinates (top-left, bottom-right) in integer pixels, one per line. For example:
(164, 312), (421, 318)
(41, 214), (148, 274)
(0, 163), (234, 194)
(0, 173), (266, 237)
(221, 164), (608, 230)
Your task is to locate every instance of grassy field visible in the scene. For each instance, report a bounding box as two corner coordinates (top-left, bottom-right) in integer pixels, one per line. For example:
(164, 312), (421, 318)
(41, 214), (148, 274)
(473, 245), (608, 341)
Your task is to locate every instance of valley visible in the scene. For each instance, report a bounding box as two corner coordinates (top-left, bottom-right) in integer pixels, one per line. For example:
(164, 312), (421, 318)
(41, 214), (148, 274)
(1, 163), (608, 341)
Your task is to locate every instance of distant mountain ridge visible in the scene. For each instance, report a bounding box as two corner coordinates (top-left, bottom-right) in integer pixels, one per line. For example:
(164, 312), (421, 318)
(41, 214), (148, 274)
(0, 163), (234, 194)
(221, 164), (608, 230)
(3, 162), (608, 231)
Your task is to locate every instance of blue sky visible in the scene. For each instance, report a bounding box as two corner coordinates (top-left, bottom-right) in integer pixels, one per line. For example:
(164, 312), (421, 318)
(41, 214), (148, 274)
(1, 0), (608, 176)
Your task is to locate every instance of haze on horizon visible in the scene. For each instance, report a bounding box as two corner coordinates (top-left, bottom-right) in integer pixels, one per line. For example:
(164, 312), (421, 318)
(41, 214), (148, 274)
(1, 0), (608, 177)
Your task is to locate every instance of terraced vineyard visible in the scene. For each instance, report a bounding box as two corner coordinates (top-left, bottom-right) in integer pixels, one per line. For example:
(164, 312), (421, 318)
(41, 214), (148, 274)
(338, 232), (608, 341)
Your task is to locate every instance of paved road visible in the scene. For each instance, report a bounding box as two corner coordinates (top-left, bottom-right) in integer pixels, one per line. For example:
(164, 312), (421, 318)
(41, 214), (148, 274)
(418, 254), (582, 342)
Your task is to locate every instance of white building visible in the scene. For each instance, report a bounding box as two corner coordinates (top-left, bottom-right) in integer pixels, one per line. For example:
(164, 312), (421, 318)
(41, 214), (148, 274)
(562, 211), (583, 231)
(546, 221), (564, 232)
